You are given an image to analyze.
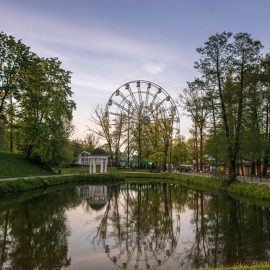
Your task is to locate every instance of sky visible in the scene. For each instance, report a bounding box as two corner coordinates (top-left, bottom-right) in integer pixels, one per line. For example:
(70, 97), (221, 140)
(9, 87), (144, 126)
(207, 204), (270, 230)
(1, 0), (270, 139)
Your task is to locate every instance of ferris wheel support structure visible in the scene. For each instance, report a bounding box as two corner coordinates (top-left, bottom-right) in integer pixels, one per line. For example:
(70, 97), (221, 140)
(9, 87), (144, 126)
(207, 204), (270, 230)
(105, 80), (180, 170)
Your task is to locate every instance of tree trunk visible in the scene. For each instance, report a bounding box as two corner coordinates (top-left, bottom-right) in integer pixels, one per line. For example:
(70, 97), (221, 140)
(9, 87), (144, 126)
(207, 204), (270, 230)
(251, 161), (256, 176)
(228, 157), (237, 182)
(24, 144), (33, 159)
(199, 125), (203, 171)
(263, 101), (270, 176)
(216, 51), (236, 181)
(263, 158), (268, 177)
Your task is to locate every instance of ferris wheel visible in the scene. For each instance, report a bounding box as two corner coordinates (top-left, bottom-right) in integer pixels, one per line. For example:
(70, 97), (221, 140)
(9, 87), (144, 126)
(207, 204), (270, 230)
(105, 80), (180, 165)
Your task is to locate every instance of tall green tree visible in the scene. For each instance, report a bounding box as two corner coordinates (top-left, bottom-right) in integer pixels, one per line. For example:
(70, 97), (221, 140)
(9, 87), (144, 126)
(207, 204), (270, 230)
(179, 79), (209, 171)
(17, 56), (75, 167)
(195, 32), (263, 181)
(0, 32), (31, 152)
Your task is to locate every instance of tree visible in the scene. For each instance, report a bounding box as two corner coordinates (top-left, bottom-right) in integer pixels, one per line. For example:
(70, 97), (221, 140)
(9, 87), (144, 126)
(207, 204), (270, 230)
(17, 56), (75, 167)
(179, 79), (209, 171)
(0, 32), (31, 152)
(83, 132), (100, 152)
(90, 105), (113, 164)
(195, 32), (263, 181)
(171, 135), (191, 166)
(261, 54), (270, 175)
(0, 31), (76, 168)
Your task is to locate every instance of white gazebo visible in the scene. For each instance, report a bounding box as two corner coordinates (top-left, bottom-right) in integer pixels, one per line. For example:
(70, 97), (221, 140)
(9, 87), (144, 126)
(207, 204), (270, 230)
(89, 148), (109, 174)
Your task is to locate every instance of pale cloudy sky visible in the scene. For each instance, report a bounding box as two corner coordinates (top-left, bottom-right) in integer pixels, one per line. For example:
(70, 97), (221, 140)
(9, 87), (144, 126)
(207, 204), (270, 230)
(1, 0), (270, 138)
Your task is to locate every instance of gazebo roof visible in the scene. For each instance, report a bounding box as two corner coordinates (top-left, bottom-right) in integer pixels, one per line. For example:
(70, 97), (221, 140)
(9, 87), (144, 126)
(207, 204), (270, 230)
(91, 148), (108, 156)
(88, 202), (106, 211)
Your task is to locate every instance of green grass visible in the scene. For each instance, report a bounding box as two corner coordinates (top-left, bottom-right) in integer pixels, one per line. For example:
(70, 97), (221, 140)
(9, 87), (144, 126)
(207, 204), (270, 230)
(116, 263), (270, 270)
(0, 174), (124, 196)
(194, 264), (270, 270)
(0, 152), (53, 179)
(56, 166), (89, 174)
(173, 173), (270, 205)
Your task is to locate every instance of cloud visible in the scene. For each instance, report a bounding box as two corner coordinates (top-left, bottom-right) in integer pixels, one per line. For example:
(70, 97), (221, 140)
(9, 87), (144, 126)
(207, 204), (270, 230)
(72, 76), (115, 93)
(143, 63), (164, 74)
(0, 4), (194, 139)
(0, 5), (173, 62)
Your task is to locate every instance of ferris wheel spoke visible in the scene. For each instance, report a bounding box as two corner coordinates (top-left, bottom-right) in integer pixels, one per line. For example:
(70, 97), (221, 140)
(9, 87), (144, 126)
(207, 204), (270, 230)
(108, 111), (137, 122)
(145, 82), (151, 108)
(148, 88), (161, 111)
(126, 84), (139, 108)
(111, 100), (131, 115)
(161, 105), (175, 114)
(136, 81), (143, 106)
(118, 91), (135, 110)
(152, 97), (169, 113)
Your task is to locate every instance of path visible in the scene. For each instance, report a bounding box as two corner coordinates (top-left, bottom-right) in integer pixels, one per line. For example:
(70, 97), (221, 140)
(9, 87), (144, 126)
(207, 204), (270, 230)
(178, 172), (270, 186)
(0, 173), (78, 182)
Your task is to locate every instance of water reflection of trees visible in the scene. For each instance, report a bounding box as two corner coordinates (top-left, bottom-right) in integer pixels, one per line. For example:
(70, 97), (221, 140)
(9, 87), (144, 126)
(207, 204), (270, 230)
(0, 188), (81, 270)
(184, 190), (270, 268)
(1, 184), (270, 269)
(94, 184), (270, 269)
(93, 183), (183, 269)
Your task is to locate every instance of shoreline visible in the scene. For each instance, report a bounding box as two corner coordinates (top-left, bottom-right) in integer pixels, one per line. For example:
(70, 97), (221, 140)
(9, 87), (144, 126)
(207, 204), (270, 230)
(2, 172), (270, 208)
(0, 174), (124, 196)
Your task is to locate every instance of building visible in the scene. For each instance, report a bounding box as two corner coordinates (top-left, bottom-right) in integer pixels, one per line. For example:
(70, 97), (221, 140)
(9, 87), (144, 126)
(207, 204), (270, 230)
(89, 148), (109, 173)
(75, 151), (90, 165)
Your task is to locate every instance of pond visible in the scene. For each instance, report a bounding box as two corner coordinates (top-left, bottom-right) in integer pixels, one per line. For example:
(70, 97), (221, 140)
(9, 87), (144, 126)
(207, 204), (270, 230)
(0, 182), (270, 269)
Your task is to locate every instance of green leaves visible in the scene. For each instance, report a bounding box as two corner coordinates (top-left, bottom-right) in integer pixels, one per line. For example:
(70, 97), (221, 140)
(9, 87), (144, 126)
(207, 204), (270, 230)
(0, 31), (76, 167)
(192, 32), (265, 179)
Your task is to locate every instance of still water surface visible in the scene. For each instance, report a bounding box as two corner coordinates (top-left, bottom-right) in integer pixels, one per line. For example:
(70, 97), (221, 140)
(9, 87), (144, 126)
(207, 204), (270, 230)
(0, 182), (270, 269)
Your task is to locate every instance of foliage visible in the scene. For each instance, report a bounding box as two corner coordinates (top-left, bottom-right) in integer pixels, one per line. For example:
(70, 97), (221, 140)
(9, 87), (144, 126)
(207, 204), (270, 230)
(0, 31), (76, 168)
(180, 31), (270, 180)
(171, 135), (192, 165)
(174, 173), (270, 203)
(179, 79), (209, 171)
(68, 132), (100, 164)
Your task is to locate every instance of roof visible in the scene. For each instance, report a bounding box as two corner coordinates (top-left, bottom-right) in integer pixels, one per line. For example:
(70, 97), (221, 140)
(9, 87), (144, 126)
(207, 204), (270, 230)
(91, 148), (108, 156)
(88, 202), (106, 211)
(78, 151), (90, 156)
(80, 151), (90, 155)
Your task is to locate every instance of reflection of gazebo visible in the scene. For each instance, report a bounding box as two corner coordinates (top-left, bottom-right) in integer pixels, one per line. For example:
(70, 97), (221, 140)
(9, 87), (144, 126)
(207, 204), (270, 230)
(89, 148), (109, 174)
(75, 185), (108, 211)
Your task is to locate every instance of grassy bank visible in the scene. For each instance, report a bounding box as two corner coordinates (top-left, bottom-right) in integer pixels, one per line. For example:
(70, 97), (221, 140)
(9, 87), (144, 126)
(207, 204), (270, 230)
(113, 171), (270, 204)
(2, 167), (270, 206)
(183, 264), (270, 270)
(0, 174), (124, 196)
(173, 173), (270, 203)
(117, 264), (270, 270)
(0, 152), (53, 179)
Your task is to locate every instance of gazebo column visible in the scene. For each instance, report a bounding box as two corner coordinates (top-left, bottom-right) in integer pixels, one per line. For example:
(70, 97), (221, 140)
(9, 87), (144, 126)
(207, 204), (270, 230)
(93, 158), (96, 173)
(89, 158), (92, 173)
(100, 158), (104, 173)
(104, 158), (108, 173)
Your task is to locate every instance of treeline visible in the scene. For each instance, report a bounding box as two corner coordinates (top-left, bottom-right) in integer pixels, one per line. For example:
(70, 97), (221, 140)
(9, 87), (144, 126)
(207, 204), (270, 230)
(0, 32), (76, 168)
(180, 32), (270, 181)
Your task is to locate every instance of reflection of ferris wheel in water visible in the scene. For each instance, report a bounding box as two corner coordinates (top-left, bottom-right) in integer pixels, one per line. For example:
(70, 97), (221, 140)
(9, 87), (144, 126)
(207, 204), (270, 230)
(105, 80), (180, 166)
(92, 183), (181, 269)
